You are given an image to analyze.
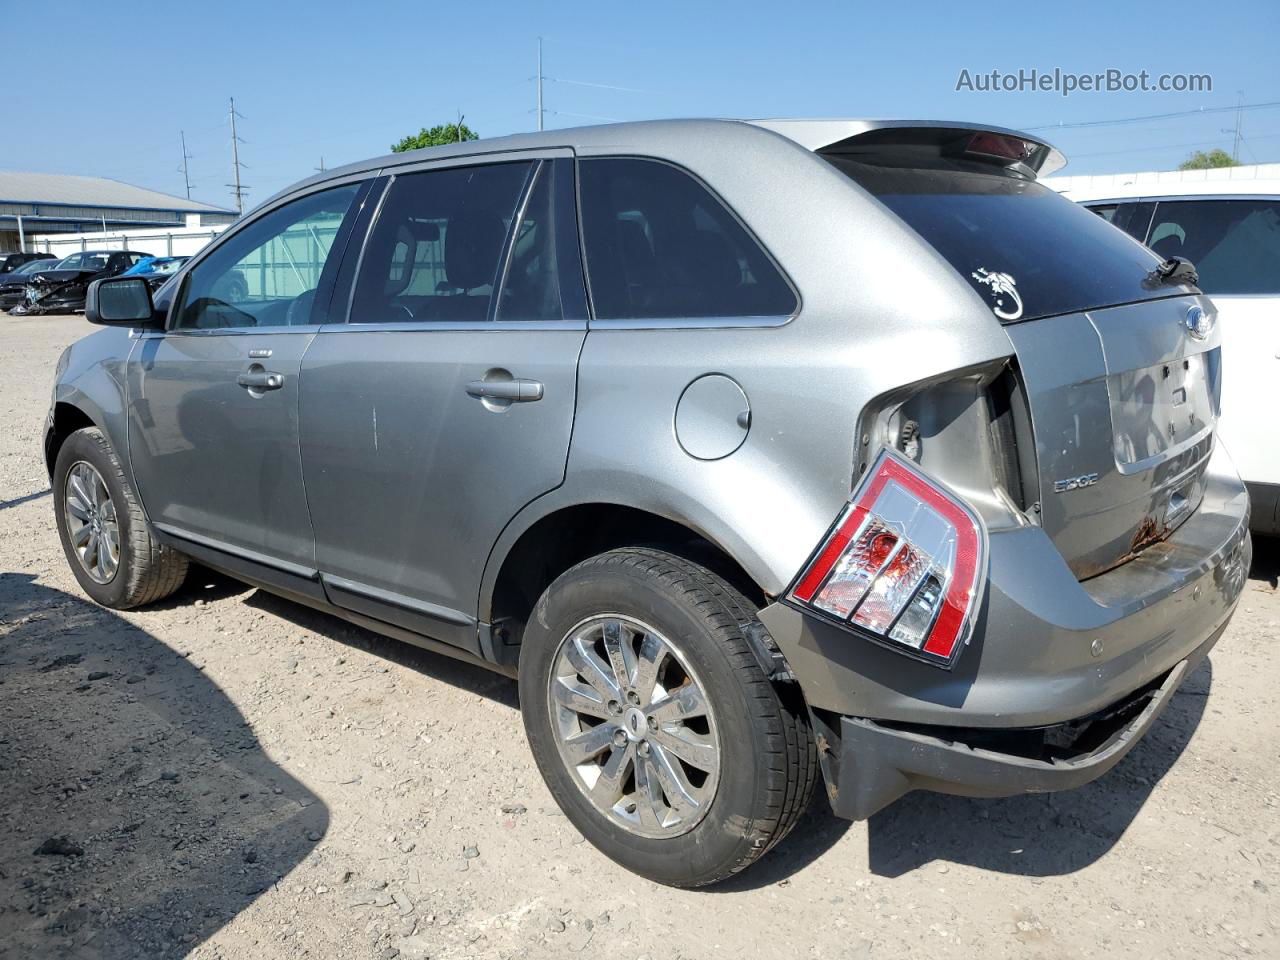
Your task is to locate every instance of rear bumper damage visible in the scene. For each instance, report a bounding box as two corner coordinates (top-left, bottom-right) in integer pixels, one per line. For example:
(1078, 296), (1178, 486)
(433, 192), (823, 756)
(759, 443), (1251, 819)
(815, 627), (1218, 820)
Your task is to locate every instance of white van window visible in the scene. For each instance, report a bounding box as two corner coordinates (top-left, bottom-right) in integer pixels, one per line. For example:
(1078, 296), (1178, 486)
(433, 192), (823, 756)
(1147, 200), (1280, 295)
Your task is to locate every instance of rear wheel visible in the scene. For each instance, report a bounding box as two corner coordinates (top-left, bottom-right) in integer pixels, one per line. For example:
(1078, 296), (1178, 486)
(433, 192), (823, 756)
(519, 547), (816, 886)
(53, 427), (188, 609)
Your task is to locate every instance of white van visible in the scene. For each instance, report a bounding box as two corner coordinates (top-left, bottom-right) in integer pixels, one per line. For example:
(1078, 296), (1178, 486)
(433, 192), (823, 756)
(1053, 179), (1280, 536)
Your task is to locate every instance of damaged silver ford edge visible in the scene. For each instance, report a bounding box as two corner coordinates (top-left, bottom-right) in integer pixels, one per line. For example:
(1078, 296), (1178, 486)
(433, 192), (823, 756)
(47, 119), (1251, 886)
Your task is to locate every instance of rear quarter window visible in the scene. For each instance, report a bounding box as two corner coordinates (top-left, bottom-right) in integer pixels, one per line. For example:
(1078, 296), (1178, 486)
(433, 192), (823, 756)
(578, 158), (797, 321)
(829, 158), (1181, 322)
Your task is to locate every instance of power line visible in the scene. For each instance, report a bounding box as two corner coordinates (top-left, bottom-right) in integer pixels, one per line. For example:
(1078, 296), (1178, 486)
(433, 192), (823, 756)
(545, 76), (645, 93)
(1025, 99), (1280, 132)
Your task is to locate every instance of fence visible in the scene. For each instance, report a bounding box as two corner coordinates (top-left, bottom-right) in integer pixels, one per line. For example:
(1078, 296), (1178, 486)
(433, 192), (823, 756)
(30, 217), (234, 260)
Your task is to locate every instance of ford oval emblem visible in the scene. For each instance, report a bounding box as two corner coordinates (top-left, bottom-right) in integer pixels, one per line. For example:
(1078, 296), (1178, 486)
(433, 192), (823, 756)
(1185, 305), (1213, 340)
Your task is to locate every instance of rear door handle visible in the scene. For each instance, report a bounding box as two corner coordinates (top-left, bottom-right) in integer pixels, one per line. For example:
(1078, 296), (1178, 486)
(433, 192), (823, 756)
(238, 370), (284, 391)
(465, 378), (544, 402)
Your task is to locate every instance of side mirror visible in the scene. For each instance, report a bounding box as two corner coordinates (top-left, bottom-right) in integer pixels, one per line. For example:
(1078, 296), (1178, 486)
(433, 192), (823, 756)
(86, 276), (162, 328)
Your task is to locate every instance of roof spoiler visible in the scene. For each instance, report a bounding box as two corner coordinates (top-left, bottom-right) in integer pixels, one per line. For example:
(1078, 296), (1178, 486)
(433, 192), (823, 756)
(749, 119), (1067, 179)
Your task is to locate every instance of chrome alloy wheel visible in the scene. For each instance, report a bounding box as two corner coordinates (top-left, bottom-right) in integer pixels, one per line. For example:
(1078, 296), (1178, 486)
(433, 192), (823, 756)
(548, 615), (721, 839)
(63, 461), (120, 584)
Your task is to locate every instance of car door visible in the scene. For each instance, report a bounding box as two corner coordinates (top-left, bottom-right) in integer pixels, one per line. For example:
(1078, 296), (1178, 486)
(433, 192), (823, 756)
(1143, 198), (1280, 497)
(126, 180), (368, 587)
(298, 155), (588, 653)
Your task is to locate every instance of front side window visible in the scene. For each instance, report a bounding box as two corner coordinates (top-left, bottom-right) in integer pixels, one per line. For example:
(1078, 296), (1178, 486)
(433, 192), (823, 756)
(59, 252), (112, 271)
(351, 161), (533, 323)
(1146, 199), (1280, 295)
(175, 183), (360, 330)
(578, 158), (797, 321)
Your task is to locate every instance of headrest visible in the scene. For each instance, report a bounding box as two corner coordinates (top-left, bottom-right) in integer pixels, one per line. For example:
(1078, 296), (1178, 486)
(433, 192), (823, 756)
(445, 213), (506, 290)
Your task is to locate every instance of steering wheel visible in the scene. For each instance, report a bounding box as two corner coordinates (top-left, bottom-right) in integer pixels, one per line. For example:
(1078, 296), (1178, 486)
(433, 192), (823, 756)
(285, 288), (317, 326)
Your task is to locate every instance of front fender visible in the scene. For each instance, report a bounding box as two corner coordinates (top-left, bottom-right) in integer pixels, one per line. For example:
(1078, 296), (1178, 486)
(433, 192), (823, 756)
(46, 327), (137, 479)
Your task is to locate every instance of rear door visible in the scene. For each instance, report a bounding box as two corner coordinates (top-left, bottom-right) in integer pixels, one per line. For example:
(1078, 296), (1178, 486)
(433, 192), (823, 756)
(1141, 197), (1280, 492)
(298, 155), (587, 652)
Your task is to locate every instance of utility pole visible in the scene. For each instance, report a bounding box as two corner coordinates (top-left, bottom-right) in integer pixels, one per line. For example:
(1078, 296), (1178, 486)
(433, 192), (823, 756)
(536, 37), (544, 132)
(1232, 91), (1244, 163)
(227, 97), (248, 214)
(179, 130), (193, 199)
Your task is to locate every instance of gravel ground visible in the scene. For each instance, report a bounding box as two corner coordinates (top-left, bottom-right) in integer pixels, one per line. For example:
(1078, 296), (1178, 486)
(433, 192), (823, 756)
(1, 313), (1277, 960)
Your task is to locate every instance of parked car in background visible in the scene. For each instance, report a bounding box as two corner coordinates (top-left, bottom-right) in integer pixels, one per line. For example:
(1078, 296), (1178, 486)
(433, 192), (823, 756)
(0, 257), (69, 310)
(1059, 180), (1280, 536)
(122, 255), (191, 293)
(48, 119), (1250, 886)
(0, 251), (54, 275)
(7, 249), (152, 315)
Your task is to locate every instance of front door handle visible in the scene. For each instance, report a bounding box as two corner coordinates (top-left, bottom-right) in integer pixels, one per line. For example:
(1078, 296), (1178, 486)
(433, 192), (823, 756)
(465, 378), (544, 402)
(238, 370), (284, 391)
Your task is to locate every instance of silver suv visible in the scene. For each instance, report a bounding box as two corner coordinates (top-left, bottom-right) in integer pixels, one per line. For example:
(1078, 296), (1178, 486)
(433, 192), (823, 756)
(47, 119), (1251, 887)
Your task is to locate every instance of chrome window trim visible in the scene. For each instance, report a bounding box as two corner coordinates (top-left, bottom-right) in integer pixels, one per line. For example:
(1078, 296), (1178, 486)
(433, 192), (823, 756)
(137, 324), (323, 339)
(1083, 193), (1280, 205)
(588, 315), (794, 331)
(317, 318), (587, 334)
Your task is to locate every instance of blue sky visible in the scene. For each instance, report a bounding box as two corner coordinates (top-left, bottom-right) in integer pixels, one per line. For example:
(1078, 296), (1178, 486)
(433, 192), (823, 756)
(7, 0), (1277, 209)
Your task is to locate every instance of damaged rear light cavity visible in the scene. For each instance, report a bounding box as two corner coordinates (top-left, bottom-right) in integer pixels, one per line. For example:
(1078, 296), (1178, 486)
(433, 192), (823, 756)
(789, 449), (987, 668)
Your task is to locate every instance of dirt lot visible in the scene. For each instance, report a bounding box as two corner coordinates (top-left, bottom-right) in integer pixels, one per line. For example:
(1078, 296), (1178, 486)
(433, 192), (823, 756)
(1, 314), (1277, 960)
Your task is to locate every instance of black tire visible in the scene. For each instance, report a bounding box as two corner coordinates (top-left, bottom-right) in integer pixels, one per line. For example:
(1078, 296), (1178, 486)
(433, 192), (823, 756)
(53, 427), (188, 609)
(519, 547), (817, 887)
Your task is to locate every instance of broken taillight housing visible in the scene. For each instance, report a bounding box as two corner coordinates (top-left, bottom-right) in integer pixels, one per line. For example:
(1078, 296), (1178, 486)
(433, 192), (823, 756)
(787, 449), (986, 669)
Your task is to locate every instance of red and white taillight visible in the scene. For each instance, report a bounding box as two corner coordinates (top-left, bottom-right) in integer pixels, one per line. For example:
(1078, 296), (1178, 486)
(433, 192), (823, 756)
(786, 449), (987, 669)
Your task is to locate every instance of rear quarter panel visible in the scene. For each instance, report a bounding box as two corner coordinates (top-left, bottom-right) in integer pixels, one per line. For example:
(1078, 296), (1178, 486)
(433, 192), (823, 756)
(482, 127), (1018, 612)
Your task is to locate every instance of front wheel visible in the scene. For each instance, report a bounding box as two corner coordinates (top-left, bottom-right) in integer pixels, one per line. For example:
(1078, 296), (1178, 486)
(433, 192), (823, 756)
(53, 427), (189, 609)
(519, 548), (816, 886)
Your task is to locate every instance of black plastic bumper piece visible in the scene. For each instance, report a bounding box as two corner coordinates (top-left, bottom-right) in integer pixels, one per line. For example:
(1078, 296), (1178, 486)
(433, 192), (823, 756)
(819, 621), (1224, 821)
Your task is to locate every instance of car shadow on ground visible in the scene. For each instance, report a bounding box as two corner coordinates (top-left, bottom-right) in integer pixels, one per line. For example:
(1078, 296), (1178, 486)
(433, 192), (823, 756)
(0, 573), (328, 959)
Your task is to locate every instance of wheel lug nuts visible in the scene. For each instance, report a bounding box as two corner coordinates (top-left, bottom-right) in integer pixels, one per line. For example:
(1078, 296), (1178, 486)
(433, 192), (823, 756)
(646, 716), (658, 732)
(637, 741), (651, 757)
(626, 690), (640, 705)
(612, 729), (627, 748)
(607, 699), (622, 715)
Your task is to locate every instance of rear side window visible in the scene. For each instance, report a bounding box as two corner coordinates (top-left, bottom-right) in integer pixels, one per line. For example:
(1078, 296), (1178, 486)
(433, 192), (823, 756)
(829, 158), (1180, 322)
(578, 158), (797, 320)
(1146, 199), (1280, 295)
(351, 161), (535, 323)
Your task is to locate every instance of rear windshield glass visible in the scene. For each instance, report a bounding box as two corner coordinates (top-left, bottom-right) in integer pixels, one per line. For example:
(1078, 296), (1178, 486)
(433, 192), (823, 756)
(827, 158), (1187, 322)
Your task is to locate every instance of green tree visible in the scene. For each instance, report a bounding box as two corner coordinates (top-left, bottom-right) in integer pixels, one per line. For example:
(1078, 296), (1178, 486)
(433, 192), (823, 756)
(390, 123), (479, 153)
(1178, 148), (1237, 171)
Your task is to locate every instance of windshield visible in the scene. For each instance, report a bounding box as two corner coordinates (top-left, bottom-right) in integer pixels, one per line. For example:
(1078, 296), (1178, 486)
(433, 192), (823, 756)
(828, 157), (1193, 322)
(149, 257), (187, 274)
(17, 259), (56, 275)
(55, 252), (113, 271)
(121, 258), (156, 276)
